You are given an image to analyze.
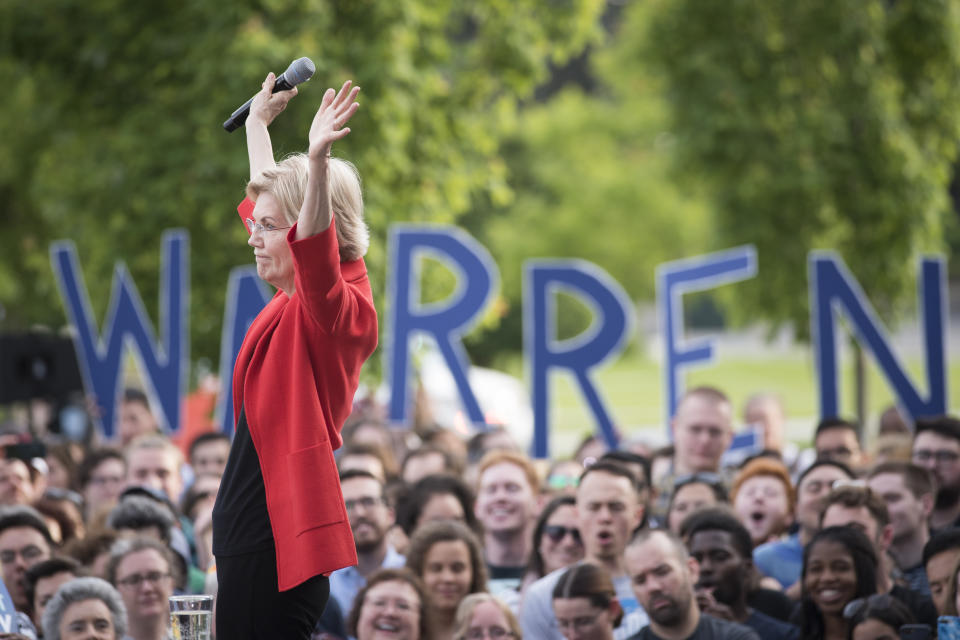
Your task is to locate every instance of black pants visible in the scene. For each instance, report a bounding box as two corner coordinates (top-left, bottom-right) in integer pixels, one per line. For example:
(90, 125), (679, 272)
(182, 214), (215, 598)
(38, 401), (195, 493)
(215, 547), (329, 640)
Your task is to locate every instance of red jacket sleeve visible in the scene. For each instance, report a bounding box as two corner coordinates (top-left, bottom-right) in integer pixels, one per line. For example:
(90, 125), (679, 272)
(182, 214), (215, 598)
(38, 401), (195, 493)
(286, 221), (375, 341)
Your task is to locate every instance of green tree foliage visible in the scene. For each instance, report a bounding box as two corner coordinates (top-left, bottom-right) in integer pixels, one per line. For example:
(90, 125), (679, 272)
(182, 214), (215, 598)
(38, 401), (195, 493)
(462, 6), (713, 361)
(638, 0), (960, 333)
(0, 0), (603, 369)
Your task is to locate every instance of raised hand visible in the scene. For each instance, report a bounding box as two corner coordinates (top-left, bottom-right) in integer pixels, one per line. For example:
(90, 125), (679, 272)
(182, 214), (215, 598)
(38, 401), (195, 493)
(249, 72), (298, 128)
(307, 80), (360, 160)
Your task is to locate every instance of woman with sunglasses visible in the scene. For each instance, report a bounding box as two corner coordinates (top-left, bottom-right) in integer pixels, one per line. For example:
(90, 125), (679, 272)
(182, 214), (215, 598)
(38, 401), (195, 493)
(844, 594), (915, 640)
(522, 496), (585, 593)
(551, 563), (621, 640)
(211, 72), (377, 640)
(795, 526), (879, 640)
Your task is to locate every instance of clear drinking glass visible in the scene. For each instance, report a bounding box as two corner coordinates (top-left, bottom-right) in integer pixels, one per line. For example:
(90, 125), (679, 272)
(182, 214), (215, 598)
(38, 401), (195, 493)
(169, 595), (213, 640)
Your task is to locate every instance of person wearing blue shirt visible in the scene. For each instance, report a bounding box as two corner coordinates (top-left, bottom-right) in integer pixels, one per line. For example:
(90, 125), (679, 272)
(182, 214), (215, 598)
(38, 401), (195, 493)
(753, 460), (853, 592)
(328, 470), (405, 620)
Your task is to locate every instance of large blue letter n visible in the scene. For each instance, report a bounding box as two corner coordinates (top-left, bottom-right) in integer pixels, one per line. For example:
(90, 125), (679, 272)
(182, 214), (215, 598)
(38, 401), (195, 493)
(810, 253), (947, 421)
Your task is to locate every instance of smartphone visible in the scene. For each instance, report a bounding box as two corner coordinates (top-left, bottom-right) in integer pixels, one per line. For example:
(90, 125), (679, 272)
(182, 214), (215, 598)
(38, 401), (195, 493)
(899, 623), (931, 640)
(5, 442), (46, 463)
(938, 616), (960, 640)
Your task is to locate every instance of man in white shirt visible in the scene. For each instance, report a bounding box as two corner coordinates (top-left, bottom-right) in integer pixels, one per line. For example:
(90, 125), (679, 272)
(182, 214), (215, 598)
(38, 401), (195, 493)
(520, 461), (648, 639)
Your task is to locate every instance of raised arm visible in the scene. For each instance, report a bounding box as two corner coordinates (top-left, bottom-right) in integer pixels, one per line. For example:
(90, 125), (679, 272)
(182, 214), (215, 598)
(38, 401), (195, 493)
(296, 81), (360, 240)
(246, 72), (299, 180)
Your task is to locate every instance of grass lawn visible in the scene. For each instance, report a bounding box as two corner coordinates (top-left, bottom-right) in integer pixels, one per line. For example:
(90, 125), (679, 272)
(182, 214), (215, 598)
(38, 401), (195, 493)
(502, 348), (960, 457)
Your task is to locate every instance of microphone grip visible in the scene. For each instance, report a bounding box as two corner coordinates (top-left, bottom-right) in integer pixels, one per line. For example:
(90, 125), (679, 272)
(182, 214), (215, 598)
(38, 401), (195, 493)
(223, 76), (298, 133)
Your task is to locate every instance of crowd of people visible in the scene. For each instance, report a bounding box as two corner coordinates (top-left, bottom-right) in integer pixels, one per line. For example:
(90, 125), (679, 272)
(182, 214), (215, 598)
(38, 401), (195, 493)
(1, 383), (958, 639)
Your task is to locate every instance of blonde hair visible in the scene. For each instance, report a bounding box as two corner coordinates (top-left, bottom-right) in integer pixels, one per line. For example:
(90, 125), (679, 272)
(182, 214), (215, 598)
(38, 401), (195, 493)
(125, 434), (183, 469)
(453, 593), (521, 640)
(246, 153), (369, 262)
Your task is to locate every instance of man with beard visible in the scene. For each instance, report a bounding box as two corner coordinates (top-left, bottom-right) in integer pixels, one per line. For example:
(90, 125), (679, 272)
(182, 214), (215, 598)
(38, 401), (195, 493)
(682, 508), (798, 639)
(867, 461), (934, 594)
(0, 506), (53, 617)
(328, 470), (404, 620)
(520, 461), (648, 639)
(912, 416), (960, 530)
(625, 529), (758, 640)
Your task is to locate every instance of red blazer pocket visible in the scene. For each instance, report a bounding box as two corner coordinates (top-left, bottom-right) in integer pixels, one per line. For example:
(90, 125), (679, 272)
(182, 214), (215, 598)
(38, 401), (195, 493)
(286, 443), (347, 535)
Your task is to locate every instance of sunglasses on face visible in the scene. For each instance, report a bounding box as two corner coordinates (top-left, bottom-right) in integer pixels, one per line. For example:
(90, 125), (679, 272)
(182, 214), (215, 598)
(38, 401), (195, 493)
(544, 525), (582, 544)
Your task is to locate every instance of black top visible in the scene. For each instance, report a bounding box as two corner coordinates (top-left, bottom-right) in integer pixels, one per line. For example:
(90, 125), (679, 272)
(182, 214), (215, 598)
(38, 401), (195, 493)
(212, 405), (274, 556)
(628, 615), (761, 640)
(488, 564), (526, 580)
(747, 587), (795, 622)
(890, 584), (938, 628)
(744, 610), (800, 640)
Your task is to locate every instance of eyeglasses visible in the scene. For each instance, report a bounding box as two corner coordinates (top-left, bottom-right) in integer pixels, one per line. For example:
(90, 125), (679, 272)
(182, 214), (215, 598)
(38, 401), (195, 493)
(88, 474), (123, 487)
(463, 626), (515, 639)
(544, 525), (582, 545)
(557, 612), (602, 632)
(913, 449), (960, 464)
(44, 487), (84, 509)
(245, 218), (292, 236)
(344, 496), (387, 512)
(831, 478), (867, 490)
(842, 593), (894, 619)
(366, 596), (414, 612)
(0, 545), (45, 565)
(117, 571), (172, 588)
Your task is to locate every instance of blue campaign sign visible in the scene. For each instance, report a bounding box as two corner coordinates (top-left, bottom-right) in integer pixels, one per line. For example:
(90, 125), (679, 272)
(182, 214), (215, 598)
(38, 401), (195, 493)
(386, 226), (498, 427)
(656, 246), (758, 425)
(810, 252), (948, 421)
(722, 427), (764, 467)
(50, 231), (189, 437)
(524, 260), (633, 458)
(214, 266), (272, 435)
(46, 220), (952, 447)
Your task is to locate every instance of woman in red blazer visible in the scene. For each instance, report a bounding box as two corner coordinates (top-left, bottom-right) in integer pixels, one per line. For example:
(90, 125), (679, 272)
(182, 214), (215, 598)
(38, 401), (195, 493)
(211, 75), (377, 638)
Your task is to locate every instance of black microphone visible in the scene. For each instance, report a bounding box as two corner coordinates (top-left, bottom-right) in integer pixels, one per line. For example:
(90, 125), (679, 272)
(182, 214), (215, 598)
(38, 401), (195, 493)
(223, 57), (316, 132)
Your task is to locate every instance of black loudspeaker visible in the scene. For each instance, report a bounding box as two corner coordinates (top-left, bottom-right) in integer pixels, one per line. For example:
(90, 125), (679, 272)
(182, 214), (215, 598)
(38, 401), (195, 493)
(0, 333), (84, 404)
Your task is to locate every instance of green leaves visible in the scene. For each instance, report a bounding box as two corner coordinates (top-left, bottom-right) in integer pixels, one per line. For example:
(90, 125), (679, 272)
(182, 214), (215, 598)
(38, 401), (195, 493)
(0, 0), (602, 370)
(643, 0), (960, 335)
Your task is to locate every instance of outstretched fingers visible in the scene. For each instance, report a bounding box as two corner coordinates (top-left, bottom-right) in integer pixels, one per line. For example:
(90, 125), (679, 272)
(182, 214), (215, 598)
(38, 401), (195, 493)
(330, 80), (354, 109)
(335, 100), (360, 129)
